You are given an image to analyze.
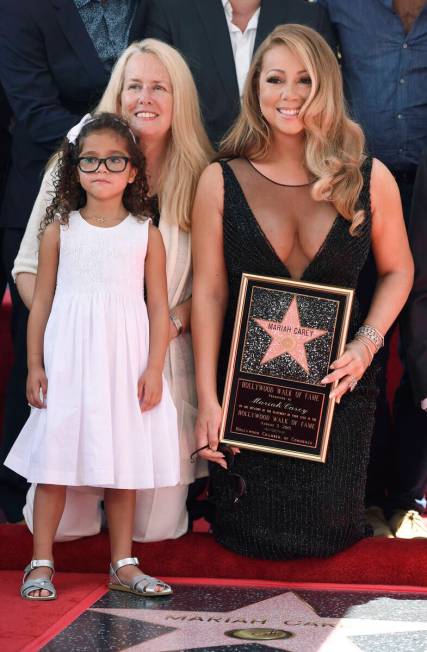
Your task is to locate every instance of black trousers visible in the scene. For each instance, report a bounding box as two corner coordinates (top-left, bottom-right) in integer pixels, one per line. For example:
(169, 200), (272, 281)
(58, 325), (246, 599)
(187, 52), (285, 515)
(0, 227), (30, 522)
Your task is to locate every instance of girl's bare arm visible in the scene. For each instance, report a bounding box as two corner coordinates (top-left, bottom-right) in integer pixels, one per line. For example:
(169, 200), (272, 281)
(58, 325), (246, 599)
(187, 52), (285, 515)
(26, 222), (59, 407)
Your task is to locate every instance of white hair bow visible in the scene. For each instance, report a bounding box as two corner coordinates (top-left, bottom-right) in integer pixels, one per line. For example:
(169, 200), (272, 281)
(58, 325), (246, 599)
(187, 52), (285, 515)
(66, 113), (94, 145)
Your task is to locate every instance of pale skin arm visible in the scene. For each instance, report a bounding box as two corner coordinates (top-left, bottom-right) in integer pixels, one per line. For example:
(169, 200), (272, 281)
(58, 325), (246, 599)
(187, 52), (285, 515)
(26, 223), (59, 408)
(321, 158), (414, 399)
(191, 164), (230, 468)
(14, 163), (58, 309)
(138, 223), (170, 412)
(16, 272), (36, 310)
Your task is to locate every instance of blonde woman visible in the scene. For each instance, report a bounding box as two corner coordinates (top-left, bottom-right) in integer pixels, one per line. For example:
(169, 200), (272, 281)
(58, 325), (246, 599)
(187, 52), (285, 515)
(192, 24), (413, 559)
(14, 39), (212, 543)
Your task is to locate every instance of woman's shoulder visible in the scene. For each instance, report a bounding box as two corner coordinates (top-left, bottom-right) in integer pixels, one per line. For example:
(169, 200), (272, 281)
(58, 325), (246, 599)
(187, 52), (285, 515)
(359, 156), (396, 188)
(370, 158), (397, 187)
(369, 158), (401, 219)
(197, 161), (225, 192)
(198, 157), (245, 186)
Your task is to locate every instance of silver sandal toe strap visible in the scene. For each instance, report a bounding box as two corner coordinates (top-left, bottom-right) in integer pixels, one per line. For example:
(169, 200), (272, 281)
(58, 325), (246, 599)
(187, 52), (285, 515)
(132, 573), (172, 595)
(21, 577), (56, 599)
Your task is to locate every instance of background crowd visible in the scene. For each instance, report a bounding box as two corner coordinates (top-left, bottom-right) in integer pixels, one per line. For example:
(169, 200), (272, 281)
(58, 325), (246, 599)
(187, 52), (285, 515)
(0, 0), (426, 549)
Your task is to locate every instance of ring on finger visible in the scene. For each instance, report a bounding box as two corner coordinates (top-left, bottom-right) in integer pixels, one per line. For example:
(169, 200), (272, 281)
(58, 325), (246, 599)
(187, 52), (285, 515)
(348, 375), (358, 392)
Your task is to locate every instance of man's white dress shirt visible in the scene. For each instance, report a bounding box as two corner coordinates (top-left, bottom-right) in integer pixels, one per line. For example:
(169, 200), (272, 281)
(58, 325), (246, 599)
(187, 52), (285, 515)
(222, 0), (260, 99)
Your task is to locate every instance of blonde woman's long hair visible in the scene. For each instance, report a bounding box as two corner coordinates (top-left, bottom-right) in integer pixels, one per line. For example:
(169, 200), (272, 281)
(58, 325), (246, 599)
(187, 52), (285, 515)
(220, 24), (366, 233)
(97, 38), (213, 231)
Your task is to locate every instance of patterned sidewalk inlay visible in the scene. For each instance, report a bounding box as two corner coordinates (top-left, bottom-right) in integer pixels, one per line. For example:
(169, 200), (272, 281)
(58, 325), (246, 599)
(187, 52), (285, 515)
(42, 583), (427, 651)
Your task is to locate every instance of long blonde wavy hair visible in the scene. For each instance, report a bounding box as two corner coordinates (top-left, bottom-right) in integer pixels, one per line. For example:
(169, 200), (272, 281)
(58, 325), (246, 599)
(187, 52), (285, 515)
(97, 39), (213, 231)
(220, 24), (366, 233)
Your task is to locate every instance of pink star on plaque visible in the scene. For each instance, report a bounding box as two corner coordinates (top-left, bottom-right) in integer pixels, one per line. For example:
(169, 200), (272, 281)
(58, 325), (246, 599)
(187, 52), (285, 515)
(254, 296), (328, 373)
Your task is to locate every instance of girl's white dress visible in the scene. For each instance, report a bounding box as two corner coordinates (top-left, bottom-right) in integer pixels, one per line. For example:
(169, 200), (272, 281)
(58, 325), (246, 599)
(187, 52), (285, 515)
(5, 212), (180, 489)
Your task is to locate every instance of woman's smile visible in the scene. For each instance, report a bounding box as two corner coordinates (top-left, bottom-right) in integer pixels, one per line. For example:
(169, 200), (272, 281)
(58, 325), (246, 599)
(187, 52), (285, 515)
(121, 53), (173, 140)
(134, 110), (159, 121)
(277, 107), (301, 119)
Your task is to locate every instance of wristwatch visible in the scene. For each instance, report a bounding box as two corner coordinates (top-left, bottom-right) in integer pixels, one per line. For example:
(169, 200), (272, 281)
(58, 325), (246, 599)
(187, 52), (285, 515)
(169, 313), (183, 336)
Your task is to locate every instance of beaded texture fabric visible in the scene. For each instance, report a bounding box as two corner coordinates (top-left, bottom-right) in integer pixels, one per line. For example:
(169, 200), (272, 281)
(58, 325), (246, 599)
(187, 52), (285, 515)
(211, 157), (378, 560)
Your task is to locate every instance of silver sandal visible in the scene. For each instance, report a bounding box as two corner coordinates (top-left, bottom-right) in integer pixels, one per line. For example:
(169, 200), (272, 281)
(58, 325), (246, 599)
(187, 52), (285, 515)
(109, 557), (172, 597)
(21, 559), (56, 601)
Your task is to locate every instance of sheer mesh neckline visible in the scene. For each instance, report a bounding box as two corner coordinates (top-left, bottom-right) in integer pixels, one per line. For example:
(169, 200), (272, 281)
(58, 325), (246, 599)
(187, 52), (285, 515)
(246, 158), (315, 188)
(223, 158), (343, 281)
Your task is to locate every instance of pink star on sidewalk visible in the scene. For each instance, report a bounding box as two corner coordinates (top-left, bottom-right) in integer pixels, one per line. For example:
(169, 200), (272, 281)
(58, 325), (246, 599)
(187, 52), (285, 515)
(254, 296), (327, 373)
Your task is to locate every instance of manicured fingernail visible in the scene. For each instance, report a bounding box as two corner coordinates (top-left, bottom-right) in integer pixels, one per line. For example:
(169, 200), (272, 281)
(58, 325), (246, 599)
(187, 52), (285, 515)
(329, 363), (336, 369)
(321, 377), (328, 384)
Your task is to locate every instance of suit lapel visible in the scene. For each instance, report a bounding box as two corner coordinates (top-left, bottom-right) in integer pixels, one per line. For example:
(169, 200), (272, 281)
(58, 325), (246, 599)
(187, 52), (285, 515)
(49, 0), (108, 85)
(255, 0), (290, 51)
(193, 0), (240, 106)
(129, 0), (148, 43)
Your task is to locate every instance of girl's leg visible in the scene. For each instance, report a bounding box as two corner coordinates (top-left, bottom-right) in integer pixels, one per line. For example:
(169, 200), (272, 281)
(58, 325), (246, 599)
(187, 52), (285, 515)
(24, 484), (104, 541)
(104, 488), (165, 592)
(28, 483), (66, 597)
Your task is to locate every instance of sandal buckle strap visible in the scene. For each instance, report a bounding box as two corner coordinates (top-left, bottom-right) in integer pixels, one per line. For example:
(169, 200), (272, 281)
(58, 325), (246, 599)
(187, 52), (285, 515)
(29, 559), (54, 571)
(23, 559), (54, 580)
(110, 556), (139, 574)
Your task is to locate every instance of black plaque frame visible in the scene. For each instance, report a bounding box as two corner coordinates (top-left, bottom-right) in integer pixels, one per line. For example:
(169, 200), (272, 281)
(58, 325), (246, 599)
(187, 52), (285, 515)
(220, 273), (354, 462)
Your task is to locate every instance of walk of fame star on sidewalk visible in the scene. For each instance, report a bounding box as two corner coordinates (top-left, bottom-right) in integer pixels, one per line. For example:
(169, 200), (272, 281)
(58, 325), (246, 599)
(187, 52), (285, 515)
(92, 590), (427, 651)
(254, 296), (327, 372)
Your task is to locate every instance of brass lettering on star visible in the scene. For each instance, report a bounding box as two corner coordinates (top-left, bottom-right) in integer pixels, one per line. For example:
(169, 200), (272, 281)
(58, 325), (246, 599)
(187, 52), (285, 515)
(164, 615), (337, 628)
(254, 296), (327, 373)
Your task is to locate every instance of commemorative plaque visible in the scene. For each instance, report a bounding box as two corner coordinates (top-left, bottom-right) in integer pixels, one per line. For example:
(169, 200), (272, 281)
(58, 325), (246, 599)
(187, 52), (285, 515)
(220, 274), (354, 462)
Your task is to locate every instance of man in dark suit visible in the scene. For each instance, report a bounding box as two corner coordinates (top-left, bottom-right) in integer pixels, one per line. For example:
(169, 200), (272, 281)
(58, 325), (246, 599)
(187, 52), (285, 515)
(398, 152), (427, 536)
(143, 0), (337, 146)
(0, 83), (12, 302)
(0, 0), (147, 522)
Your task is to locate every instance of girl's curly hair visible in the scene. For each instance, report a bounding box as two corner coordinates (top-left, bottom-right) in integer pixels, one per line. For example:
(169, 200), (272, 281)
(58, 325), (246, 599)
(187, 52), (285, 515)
(40, 113), (149, 234)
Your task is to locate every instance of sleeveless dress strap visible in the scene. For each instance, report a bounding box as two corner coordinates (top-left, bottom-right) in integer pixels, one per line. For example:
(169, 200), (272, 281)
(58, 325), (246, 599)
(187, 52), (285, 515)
(358, 156), (373, 223)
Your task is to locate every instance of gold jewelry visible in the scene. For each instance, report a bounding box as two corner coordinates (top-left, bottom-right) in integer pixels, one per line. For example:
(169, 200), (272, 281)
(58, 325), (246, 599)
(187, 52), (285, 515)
(81, 211), (126, 226)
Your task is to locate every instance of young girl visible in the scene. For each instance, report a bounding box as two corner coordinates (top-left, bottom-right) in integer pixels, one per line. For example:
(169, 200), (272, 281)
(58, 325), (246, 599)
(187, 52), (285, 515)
(5, 113), (179, 600)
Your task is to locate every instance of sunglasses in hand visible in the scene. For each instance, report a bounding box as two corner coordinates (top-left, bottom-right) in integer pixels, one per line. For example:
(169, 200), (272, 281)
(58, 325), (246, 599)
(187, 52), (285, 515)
(190, 443), (247, 504)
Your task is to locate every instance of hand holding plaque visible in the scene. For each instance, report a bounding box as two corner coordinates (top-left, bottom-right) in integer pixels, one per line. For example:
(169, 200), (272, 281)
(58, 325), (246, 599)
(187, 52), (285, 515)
(220, 274), (354, 462)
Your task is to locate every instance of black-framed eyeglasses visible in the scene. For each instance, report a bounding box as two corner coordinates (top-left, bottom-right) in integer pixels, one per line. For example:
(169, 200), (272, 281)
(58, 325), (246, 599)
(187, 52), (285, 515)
(190, 443), (247, 504)
(77, 156), (130, 173)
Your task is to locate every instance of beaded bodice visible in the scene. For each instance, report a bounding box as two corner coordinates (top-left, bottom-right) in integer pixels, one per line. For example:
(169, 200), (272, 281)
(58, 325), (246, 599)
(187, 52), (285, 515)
(219, 157), (373, 368)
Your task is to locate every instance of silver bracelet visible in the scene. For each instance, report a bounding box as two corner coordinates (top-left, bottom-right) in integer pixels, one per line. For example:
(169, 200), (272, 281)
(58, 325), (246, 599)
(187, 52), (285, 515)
(355, 325), (384, 352)
(169, 313), (183, 336)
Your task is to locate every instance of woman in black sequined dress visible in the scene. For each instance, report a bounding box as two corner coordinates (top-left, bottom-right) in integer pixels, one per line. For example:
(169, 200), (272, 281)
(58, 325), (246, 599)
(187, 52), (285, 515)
(191, 25), (413, 559)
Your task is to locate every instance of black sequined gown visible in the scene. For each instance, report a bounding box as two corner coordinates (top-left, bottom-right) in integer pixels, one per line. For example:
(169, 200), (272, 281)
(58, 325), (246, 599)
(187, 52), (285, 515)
(211, 157), (378, 559)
